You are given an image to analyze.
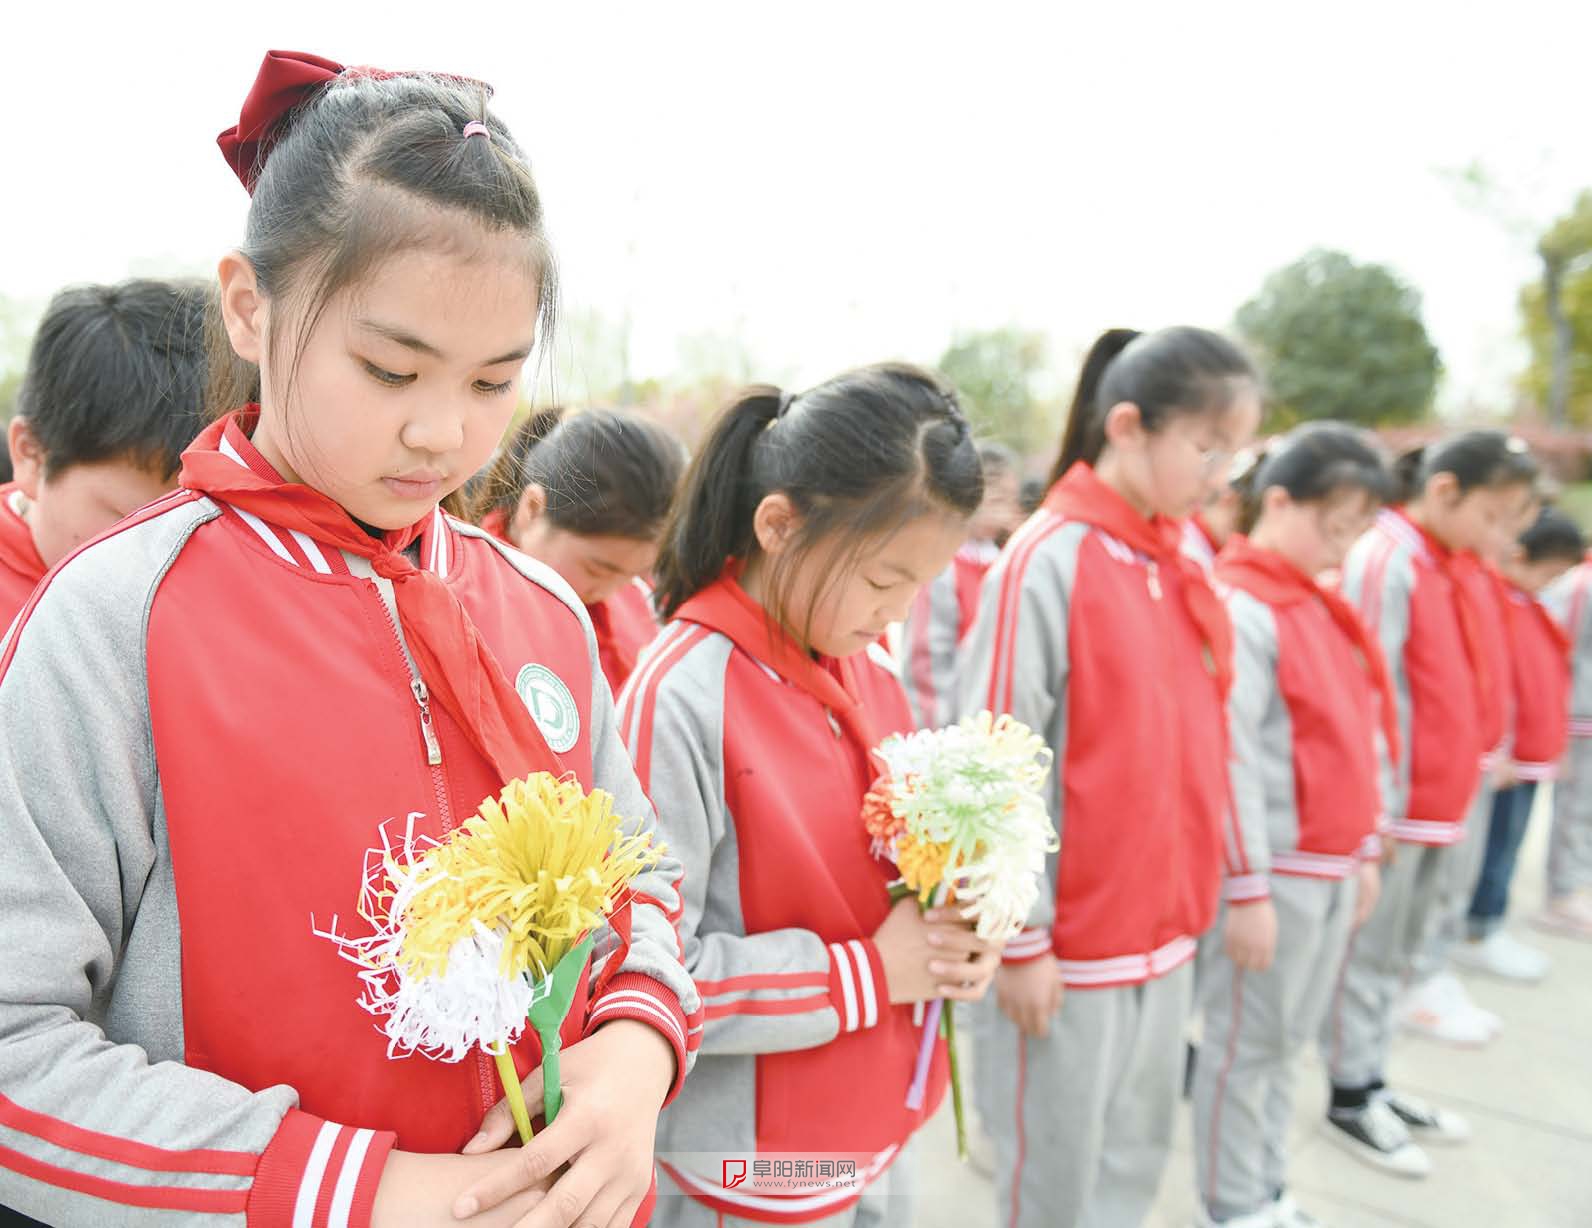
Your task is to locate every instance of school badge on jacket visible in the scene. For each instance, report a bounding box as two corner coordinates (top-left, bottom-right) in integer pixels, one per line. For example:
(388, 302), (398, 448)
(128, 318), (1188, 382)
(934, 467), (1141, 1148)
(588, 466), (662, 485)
(517, 662), (581, 752)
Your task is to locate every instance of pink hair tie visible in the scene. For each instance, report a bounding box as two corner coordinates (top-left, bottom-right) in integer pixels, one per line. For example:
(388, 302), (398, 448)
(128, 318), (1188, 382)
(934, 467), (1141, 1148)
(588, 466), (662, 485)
(462, 121), (490, 141)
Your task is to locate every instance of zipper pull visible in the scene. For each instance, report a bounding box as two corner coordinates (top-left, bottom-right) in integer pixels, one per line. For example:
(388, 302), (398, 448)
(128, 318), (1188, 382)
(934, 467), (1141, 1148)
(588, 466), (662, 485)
(412, 679), (443, 766)
(1147, 561), (1163, 601)
(825, 709), (843, 739)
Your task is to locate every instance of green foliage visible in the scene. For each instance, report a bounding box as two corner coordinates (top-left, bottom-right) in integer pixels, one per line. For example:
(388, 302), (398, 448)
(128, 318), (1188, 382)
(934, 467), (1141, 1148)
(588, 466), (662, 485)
(1520, 193), (1592, 425)
(1235, 249), (1441, 426)
(936, 327), (1059, 455)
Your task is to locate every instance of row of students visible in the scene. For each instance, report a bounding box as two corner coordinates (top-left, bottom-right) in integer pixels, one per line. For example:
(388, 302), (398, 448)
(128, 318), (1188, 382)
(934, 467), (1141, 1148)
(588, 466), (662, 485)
(3, 46), (1587, 1228)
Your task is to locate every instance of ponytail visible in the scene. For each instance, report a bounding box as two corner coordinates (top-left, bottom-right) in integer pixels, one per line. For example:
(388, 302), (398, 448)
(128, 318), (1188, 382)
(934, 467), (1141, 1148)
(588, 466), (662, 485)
(1400, 431), (1538, 504)
(654, 388), (783, 619)
(1049, 325), (1257, 486)
(654, 363), (983, 630)
(1051, 328), (1140, 482)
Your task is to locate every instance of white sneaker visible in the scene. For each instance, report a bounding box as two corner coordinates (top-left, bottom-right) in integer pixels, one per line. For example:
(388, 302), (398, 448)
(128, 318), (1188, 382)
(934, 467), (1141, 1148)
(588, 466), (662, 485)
(1378, 1088), (1471, 1145)
(1452, 931), (1551, 982)
(1532, 892), (1592, 940)
(1397, 974), (1495, 1046)
(1324, 1098), (1431, 1177)
(1272, 1193), (1328, 1228)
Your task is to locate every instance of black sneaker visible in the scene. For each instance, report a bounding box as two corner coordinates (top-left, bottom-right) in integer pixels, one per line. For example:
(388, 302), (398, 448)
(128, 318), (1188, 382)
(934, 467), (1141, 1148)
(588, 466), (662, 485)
(1323, 1099), (1431, 1177)
(1377, 1088), (1471, 1144)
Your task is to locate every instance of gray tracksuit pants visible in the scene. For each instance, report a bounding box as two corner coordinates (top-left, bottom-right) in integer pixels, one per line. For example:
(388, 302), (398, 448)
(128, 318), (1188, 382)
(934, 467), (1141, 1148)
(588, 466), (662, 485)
(975, 961), (1193, 1228)
(1550, 740), (1592, 897)
(1321, 841), (1446, 1088)
(1413, 780), (1495, 981)
(1193, 875), (1358, 1221)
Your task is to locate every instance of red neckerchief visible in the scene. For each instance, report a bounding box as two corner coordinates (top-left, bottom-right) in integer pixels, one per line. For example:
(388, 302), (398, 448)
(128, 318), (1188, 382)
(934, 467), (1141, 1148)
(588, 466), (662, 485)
(179, 409), (565, 783)
(674, 570), (881, 759)
(1042, 462), (1234, 696)
(1217, 535), (1401, 767)
(0, 484), (46, 588)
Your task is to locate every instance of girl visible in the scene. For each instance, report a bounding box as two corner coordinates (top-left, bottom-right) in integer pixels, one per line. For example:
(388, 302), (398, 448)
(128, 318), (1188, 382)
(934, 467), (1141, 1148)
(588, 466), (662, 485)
(473, 407), (683, 693)
(1322, 431), (1536, 1177)
(1458, 507), (1583, 974)
(0, 52), (695, 1228)
(619, 365), (1000, 1225)
(1398, 451), (1538, 1043)
(958, 326), (1261, 1228)
(1192, 423), (1395, 1228)
(1540, 547), (1592, 938)
(899, 441), (1022, 727)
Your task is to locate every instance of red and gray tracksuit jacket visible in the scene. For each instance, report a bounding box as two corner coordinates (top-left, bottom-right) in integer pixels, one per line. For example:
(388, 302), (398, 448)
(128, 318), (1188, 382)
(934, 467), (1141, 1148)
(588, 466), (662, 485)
(0, 428), (698, 1228)
(1542, 560), (1592, 746)
(898, 537), (1000, 728)
(1340, 509), (1486, 845)
(1214, 539), (1387, 900)
(616, 580), (946, 1223)
(957, 467), (1233, 988)
(588, 577), (661, 696)
(0, 484), (45, 631)
(1508, 581), (1571, 777)
(1451, 552), (1512, 774)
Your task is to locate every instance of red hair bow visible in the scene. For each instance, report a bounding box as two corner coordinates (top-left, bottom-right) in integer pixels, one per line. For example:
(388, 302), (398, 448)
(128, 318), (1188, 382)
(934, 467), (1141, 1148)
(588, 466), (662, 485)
(216, 49), (494, 194)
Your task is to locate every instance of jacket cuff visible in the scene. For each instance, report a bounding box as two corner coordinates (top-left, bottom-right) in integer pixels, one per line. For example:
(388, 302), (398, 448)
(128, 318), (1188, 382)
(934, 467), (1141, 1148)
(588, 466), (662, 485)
(248, 1109), (395, 1228)
(1001, 927), (1054, 965)
(826, 939), (886, 1033)
(1358, 832), (1384, 861)
(585, 972), (691, 1105)
(1224, 873), (1271, 903)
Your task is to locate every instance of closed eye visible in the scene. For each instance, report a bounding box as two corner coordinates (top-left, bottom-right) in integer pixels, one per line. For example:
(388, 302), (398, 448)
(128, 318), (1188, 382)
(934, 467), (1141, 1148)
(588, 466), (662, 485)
(364, 361), (415, 388)
(474, 378), (515, 396)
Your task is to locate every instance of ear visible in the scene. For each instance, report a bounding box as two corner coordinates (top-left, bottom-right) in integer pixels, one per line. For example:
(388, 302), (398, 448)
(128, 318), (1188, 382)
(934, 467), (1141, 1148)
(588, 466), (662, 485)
(1100, 401), (1145, 450)
(217, 251), (268, 366)
(752, 492), (801, 556)
(1426, 471), (1461, 504)
(508, 483), (547, 546)
(7, 417), (44, 500)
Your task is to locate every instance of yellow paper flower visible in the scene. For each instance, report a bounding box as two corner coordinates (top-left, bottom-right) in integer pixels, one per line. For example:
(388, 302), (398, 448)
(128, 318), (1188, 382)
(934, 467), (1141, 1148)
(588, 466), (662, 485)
(398, 773), (661, 981)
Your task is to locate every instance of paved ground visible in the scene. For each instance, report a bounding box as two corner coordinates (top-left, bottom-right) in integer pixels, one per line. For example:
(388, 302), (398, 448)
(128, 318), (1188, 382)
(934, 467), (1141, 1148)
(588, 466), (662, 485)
(911, 789), (1592, 1228)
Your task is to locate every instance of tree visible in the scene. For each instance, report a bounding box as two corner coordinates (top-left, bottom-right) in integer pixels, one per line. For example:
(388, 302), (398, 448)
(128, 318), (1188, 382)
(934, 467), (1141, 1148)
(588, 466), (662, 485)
(1520, 193), (1592, 427)
(936, 327), (1059, 456)
(1235, 249), (1441, 426)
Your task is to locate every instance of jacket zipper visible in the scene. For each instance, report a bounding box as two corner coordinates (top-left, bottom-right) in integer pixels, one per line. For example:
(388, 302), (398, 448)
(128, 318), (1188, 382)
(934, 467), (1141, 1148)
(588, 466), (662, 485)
(1146, 560), (1163, 601)
(369, 574), (495, 1113)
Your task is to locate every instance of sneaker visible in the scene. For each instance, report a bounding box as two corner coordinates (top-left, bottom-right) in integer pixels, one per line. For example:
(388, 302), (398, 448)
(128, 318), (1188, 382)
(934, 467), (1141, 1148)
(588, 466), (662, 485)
(1452, 931), (1551, 982)
(1377, 1088), (1471, 1144)
(1532, 893), (1592, 940)
(1323, 1100), (1431, 1177)
(1396, 974), (1495, 1046)
(1272, 1193), (1327, 1228)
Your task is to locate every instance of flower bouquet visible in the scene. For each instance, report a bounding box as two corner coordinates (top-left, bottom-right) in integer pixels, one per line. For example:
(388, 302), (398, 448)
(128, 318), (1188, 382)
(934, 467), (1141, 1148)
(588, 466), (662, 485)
(862, 711), (1056, 1160)
(316, 773), (659, 1142)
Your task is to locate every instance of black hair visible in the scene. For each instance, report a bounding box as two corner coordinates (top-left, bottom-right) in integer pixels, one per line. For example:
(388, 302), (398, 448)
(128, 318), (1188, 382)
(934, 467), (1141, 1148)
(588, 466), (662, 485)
(208, 71), (555, 417)
(1050, 326), (1258, 483)
(1519, 506), (1585, 564)
(471, 407), (684, 540)
(16, 279), (210, 479)
(1019, 477), (1046, 516)
(1240, 421), (1395, 533)
(1394, 430), (1539, 503)
(977, 441), (1018, 479)
(654, 362), (983, 632)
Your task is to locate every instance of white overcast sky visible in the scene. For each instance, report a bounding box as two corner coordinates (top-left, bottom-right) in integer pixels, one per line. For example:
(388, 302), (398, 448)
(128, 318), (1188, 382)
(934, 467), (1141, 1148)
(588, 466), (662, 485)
(3, 1), (1589, 413)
